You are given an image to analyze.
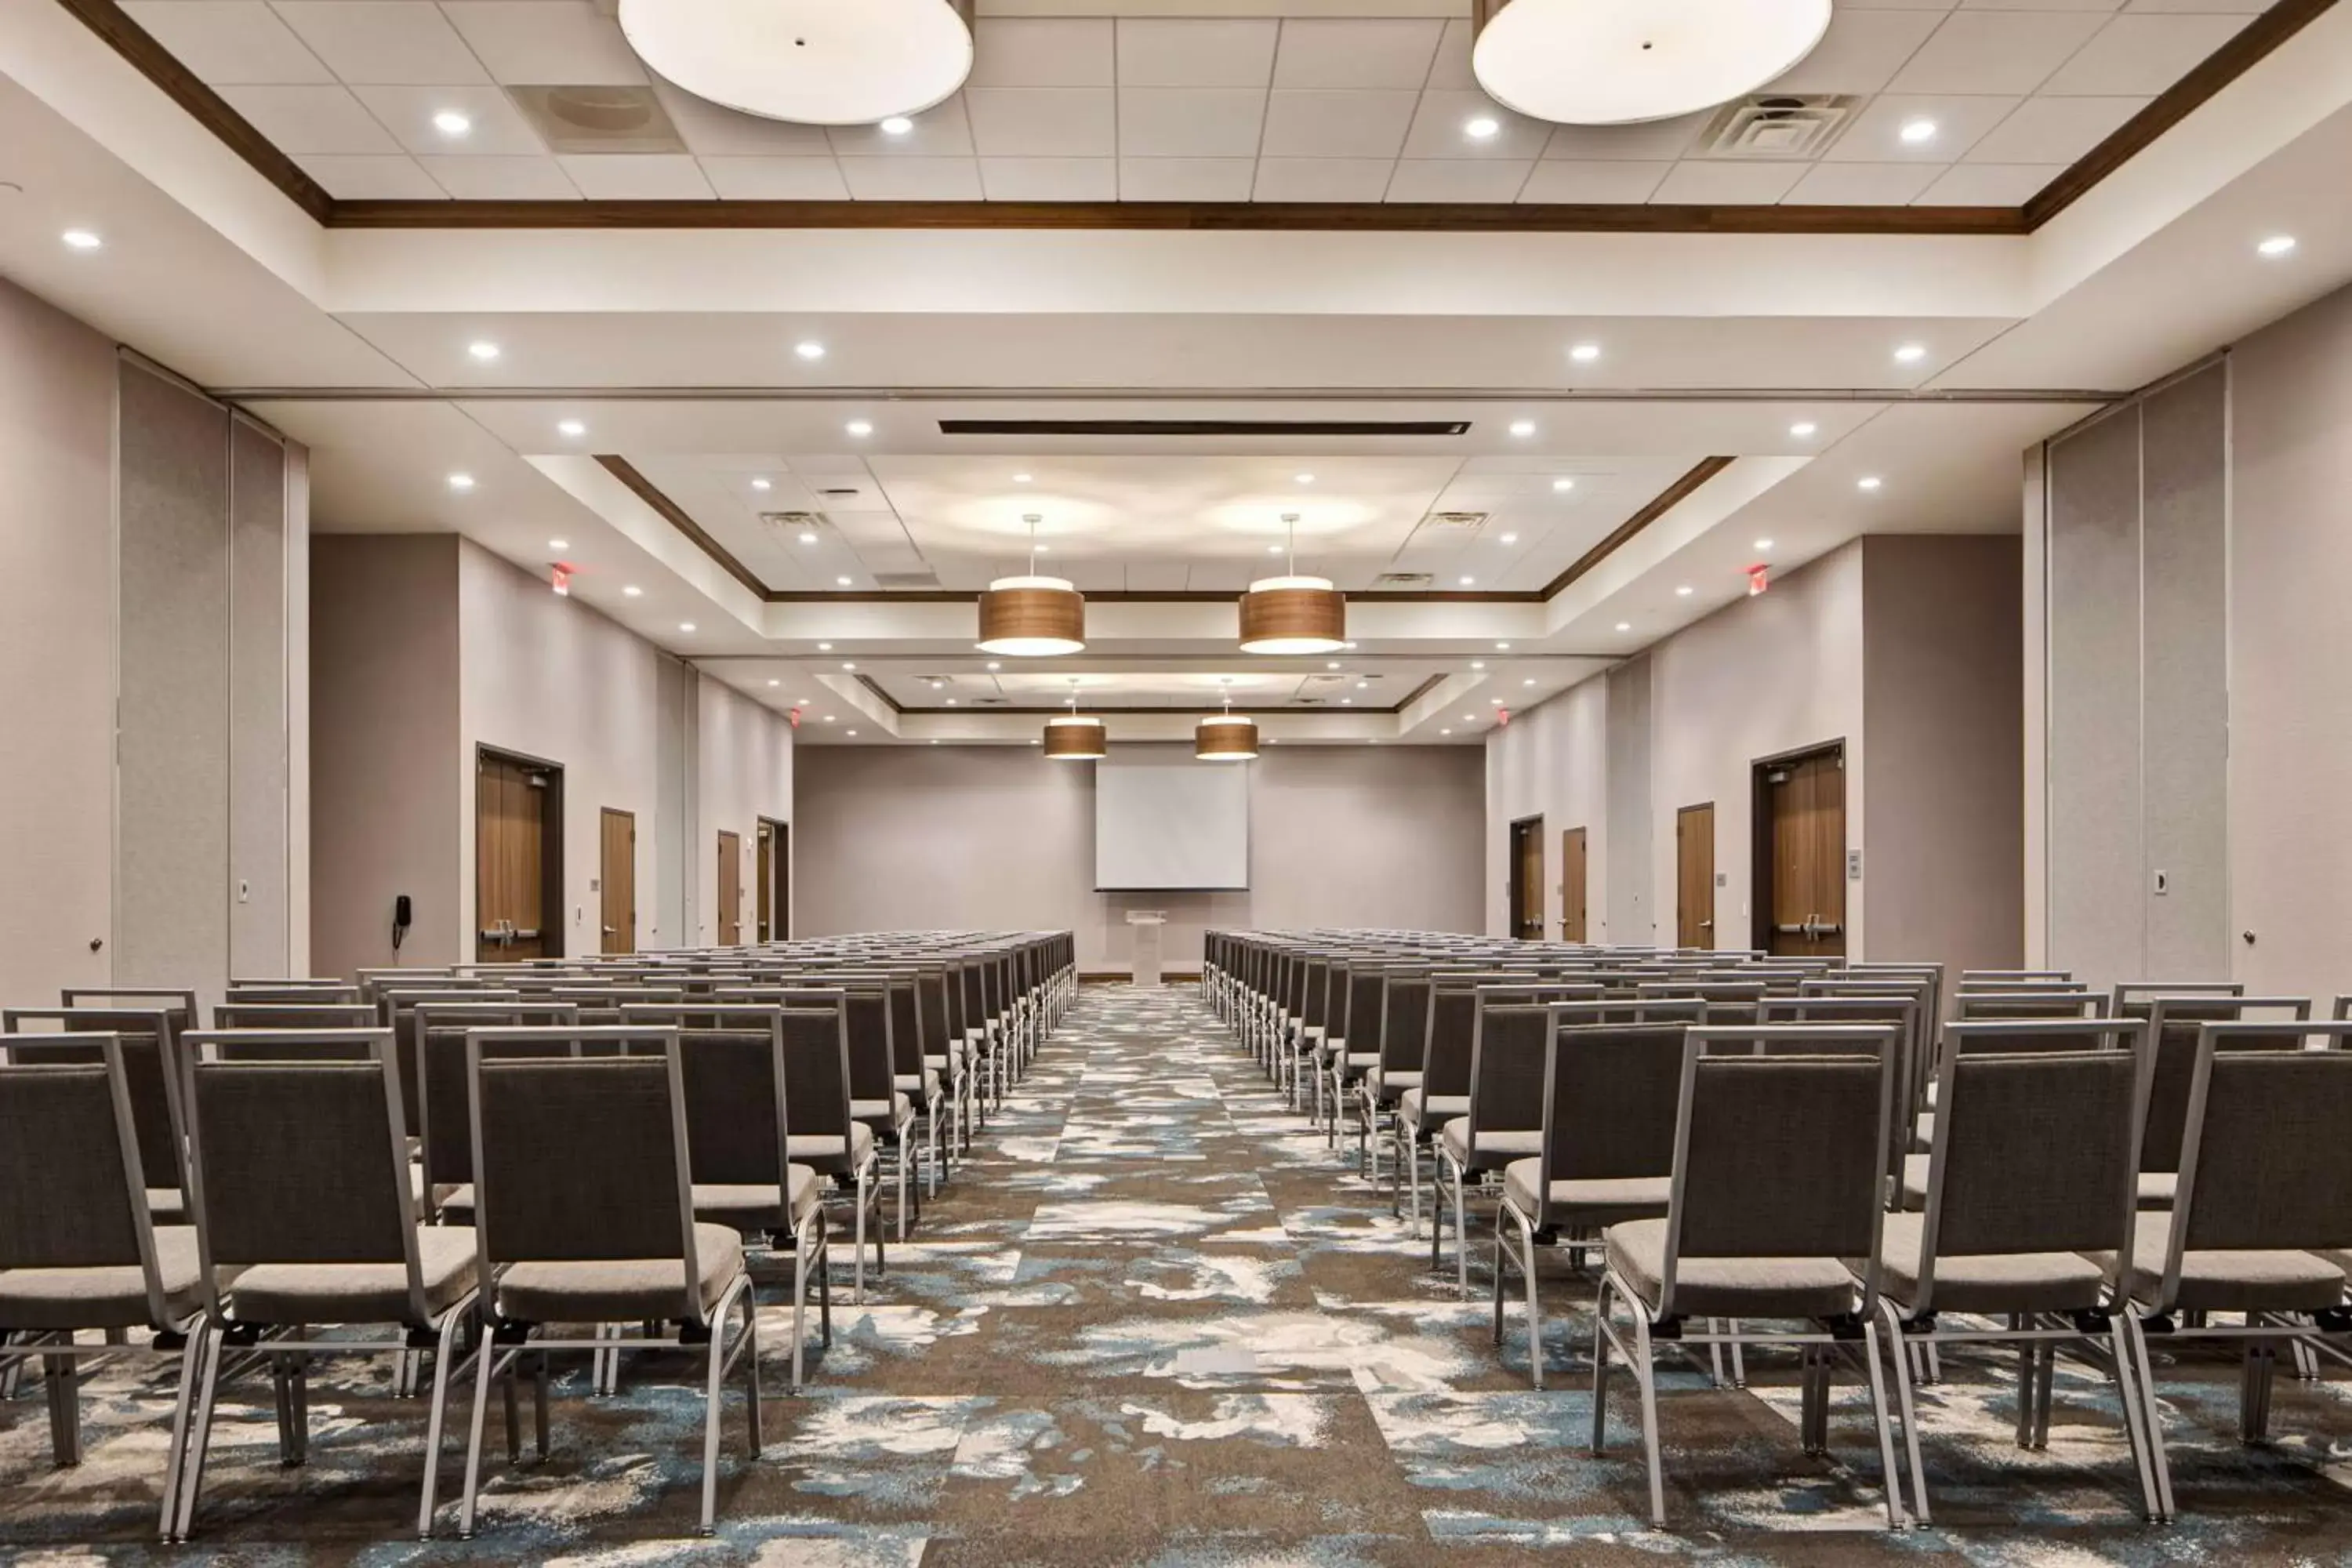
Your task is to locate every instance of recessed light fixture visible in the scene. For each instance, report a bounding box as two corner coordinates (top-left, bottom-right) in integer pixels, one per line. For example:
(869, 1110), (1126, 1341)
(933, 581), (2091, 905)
(680, 621), (697, 632)
(1463, 713), (1475, 722)
(1508, 419), (1536, 438)
(847, 729), (858, 736)
(1500, 532), (1519, 544)
(986, 660), (1001, 671)
(1459, 575), (1475, 586)
(1858, 476), (1883, 492)
(1790, 421), (1818, 437)
(548, 538), (568, 551)
(557, 419), (586, 437)
(1340, 697), (1353, 706)
(946, 698), (958, 706)
(1490, 697), (1504, 706)
(1355, 679), (1368, 689)
(1893, 343), (1927, 364)
(447, 473), (475, 492)
(1471, 661), (1486, 671)
(835, 575), (855, 586)
(1465, 115), (1501, 140)
(823, 715), (835, 723)
(841, 661), (856, 670)
(880, 114), (914, 135)
(466, 341), (499, 362)
(818, 642), (833, 652)
(1013, 473), (1033, 484)
(1495, 642), (1510, 651)
(1898, 117), (1936, 144)
(60, 230), (102, 251)
(751, 477), (772, 492)
(1568, 343), (1601, 363)
(1294, 472), (1315, 485)
(432, 110), (472, 137)
(1675, 585), (1693, 597)
(1523, 677), (1536, 687)
(1267, 543), (1283, 554)
(768, 678), (780, 687)
(799, 531), (818, 545)
(845, 419), (873, 437)
(1755, 538), (1774, 551)
(618, 586), (643, 601)
(1552, 477), (1575, 493)
(1615, 621), (1632, 632)
(793, 340), (826, 361)
(1441, 728), (1452, 736)
(2258, 234), (2297, 257)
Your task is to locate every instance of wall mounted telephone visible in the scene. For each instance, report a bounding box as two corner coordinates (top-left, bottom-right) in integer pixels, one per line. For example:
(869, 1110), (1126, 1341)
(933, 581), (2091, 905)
(392, 893), (412, 952)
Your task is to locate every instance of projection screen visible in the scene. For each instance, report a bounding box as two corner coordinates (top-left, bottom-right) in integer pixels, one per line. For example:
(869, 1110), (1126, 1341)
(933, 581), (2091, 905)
(1094, 750), (1249, 890)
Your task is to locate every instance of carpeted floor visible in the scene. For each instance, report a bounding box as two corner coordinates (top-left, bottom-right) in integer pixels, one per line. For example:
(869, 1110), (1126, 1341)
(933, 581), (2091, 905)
(9, 984), (2352, 1564)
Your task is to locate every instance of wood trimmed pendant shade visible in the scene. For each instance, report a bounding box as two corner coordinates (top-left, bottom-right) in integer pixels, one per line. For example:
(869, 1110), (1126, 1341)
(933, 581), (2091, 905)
(1042, 714), (1105, 758)
(1196, 716), (1259, 760)
(1238, 512), (1345, 654)
(979, 514), (1086, 655)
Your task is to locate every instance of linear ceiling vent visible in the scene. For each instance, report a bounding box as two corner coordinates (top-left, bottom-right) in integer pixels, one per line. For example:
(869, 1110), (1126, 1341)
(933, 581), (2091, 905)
(507, 86), (686, 154)
(969, 695), (1010, 706)
(1419, 510), (1489, 532)
(873, 571), (942, 590)
(1693, 95), (1860, 160)
(1374, 572), (1436, 588)
(762, 510), (825, 532)
(937, 419), (1472, 438)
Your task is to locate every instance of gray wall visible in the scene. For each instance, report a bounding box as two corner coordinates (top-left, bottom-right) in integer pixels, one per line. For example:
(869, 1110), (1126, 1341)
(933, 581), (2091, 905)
(793, 742), (1486, 971)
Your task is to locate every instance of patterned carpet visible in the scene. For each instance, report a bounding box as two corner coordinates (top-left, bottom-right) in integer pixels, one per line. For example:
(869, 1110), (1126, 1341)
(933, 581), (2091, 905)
(8, 985), (2352, 1564)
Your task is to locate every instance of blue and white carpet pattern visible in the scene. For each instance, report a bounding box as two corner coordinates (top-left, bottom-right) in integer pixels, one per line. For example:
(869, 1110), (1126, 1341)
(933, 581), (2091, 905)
(6, 985), (2352, 1563)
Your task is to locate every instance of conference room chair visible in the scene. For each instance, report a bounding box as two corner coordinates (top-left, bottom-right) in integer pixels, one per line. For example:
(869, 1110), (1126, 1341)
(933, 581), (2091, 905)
(4, 1007), (189, 1225)
(0, 1035), (206, 1540)
(2133, 996), (2313, 1212)
(413, 1003), (583, 1219)
(1434, 994), (1563, 1296)
(1396, 977), (1483, 1234)
(455, 1029), (760, 1539)
(843, 988), (919, 1239)
(885, 977), (949, 1198)
(379, 987), (523, 1137)
(777, 1003), (884, 1303)
(1592, 1025), (1907, 1530)
(211, 1001), (379, 1033)
(1356, 970), (1431, 1184)
(1960, 970), (2075, 987)
(61, 988), (198, 1030)
(170, 1031), (481, 1540)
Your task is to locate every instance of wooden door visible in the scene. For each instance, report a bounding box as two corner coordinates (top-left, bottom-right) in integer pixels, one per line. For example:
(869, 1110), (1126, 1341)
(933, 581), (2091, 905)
(476, 753), (549, 961)
(756, 822), (774, 944)
(1762, 746), (1846, 959)
(1675, 803), (1715, 949)
(1559, 827), (1588, 942)
(599, 808), (636, 954)
(1507, 817), (1544, 939)
(717, 830), (742, 946)
(771, 822), (789, 942)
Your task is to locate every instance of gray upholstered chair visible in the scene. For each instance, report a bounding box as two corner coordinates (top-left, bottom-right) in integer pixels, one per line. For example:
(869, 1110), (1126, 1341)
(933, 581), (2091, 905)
(1358, 970), (1430, 1185)
(778, 1001), (884, 1302)
(886, 977), (948, 1199)
(1434, 993), (1563, 1295)
(414, 1002), (582, 1219)
(4, 1007), (190, 1225)
(843, 987), (919, 1239)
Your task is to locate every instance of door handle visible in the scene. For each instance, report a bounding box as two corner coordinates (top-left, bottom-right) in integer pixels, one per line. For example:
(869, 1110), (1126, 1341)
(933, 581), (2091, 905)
(602, 925), (619, 935)
(1699, 920), (1713, 930)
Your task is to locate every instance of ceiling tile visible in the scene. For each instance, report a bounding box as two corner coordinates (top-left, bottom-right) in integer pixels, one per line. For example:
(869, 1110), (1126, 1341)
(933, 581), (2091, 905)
(838, 157), (985, 201)
(695, 156), (851, 199)
(828, 96), (975, 157)
(1251, 158), (1395, 202)
(352, 83), (548, 156)
(441, 2), (643, 85)
(1260, 90), (1417, 160)
(965, 88), (1117, 158)
(2122, 0), (2270, 10)
(1386, 158), (1534, 202)
(271, 2), (491, 85)
(1960, 0), (2123, 8)
(293, 152), (443, 198)
(1272, 20), (1445, 89)
(1116, 89), (1267, 158)
(120, 2), (331, 85)
(1822, 93), (2020, 162)
(1115, 20), (1279, 87)
(1423, 18), (1478, 90)
(2040, 13), (2252, 93)
(213, 83), (401, 154)
(557, 153), (713, 198)
(969, 19), (1114, 87)
(1650, 161), (1809, 204)
(1117, 157), (1258, 201)
(978, 157), (1118, 201)
(1516, 159), (1672, 203)
(1965, 94), (2148, 162)
(418, 153), (580, 198)
(1541, 112), (1710, 162)
(1887, 11), (2110, 93)
(1765, 8), (1946, 93)
(1783, 161), (1946, 203)
(1914, 160), (2065, 204)
(650, 79), (833, 156)
(1400, 89), (1549, 159)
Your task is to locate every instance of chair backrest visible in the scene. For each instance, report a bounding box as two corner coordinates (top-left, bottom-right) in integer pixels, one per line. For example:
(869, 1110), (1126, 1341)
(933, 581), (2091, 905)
(61, 989), (197, 1031)
(1531, 1018), (1689, 1229)
(1376, 972), (1432, 1073)
(227, 983), (363, 1006)
(1958, 990), (2103, 1022)
(190, 1026), (390, 1063)
(622, 1004), (797, 1202)
(213, 1001), (380, 1032)
(1465, 1000), (1554, 1138)
(2, 1007), (185, 1196)
(416, 1004), (583, 1192)
(469, 1029), (706, 1323)
(2168, 1023), (2352, 1288)
(1962, 969), (2073, 986)
(779, 1001), (854, 1140)
(2140, 996), (2314, 1174)
(2113, 981), (2244, 1017)
(886, 979), (925, 1083)
(0, 1036), (176, 1325)
(182, 1033), (430, 1322)
(843, 988), (895, 1104)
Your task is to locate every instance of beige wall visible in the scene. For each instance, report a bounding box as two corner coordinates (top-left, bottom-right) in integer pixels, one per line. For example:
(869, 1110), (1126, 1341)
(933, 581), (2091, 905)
(1485, 676), (1610, 939)
(794, 742), (1483, 971)
(694, 671), (797, 947)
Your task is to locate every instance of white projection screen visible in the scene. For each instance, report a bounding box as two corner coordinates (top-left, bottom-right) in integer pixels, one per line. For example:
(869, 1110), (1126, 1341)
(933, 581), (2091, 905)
(1094, 751), (1250, 891)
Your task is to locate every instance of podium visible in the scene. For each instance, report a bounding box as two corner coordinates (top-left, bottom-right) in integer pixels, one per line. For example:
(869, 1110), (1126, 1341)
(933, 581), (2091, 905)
(1126, 910), (1168, 987)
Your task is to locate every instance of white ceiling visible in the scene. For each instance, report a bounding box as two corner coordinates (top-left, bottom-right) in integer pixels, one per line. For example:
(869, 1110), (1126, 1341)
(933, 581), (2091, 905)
(110, 2), (2274, 207)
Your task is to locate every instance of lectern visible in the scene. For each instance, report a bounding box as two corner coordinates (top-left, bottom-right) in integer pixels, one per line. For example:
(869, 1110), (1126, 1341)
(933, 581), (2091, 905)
(1126, 910), (1168, 987)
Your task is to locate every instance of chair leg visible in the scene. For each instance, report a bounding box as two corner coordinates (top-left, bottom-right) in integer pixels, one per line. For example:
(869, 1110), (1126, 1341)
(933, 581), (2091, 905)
(742, 1282), (763, 1459)
(2125, 1313), (2175, 1522)
(1590, 1274), (1613, 1453)
(2107, 1314), (2163, 1523)
(1631, 1307), (1666, 1526)
(416, 1306), (466, 1539)
(1876, 1300), (1932, 1528)
(792, 1230), (808, 1392)
(173, 1324), (227, 1542)
(853, 1166), (869, 1305)
(43, 1343), (82, 1468)
(457, 1326), (500, 1538)
(1860, 1319), (1907, 1530)
(159, 1327), (205, 1541)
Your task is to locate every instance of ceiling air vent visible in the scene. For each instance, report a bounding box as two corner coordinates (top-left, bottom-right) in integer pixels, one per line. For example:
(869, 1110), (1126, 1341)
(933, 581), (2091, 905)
(873, 571), (942, 590)
(761, 511), (824, 532)
(970, 695), (1009, 706)
(1419, 510), (1489, 532)
(1374, 572), (1436, 589)
(1691, 95), (1860, 160)
(938, 419), (1471, 437)
(506, 86), (686, 154)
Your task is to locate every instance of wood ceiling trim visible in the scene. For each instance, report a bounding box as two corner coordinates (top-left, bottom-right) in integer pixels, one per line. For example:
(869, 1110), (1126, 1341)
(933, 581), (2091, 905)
(1536, 456), (1737, 600)
(55, 0), (2338, 238)
(872, 671), (1448, 718)
(594, 453), (771, 601)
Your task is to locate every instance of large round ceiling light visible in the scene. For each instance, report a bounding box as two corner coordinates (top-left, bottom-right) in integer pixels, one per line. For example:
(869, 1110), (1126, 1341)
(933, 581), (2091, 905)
(978, 514), (1085, 657)
(1196, 717), (1260, 762)
(619, 0), (976, 127)
(1237, 513), (1345, 656)
(1043, 679), (1105, 759)
(1470, 0), (1831, 126)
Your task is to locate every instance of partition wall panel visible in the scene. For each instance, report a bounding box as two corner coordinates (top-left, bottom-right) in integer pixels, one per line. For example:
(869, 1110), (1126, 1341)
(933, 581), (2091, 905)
(1603, 655), (1655, 946)
(229, 415), (292, 980)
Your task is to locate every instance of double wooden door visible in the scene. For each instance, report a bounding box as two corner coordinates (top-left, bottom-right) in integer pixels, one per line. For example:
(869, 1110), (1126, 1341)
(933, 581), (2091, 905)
(1675, 804), (1715, 949)
(1760, 746), (1846, 958)
(477, 752), (553, 960)
(1559, 827), (1588, 942)
(717, 830), (742, 946)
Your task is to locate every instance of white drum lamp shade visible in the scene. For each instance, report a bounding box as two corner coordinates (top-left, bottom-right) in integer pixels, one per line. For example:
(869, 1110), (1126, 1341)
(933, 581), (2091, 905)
(1470, 0), (1832, 126)
(619, 0), (977, 127)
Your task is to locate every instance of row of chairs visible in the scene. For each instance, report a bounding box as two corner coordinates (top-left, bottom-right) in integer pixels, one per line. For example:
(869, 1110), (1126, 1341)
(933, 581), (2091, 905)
(1203, 931), (2352, 1531)
(0, 931), (1074, 1542)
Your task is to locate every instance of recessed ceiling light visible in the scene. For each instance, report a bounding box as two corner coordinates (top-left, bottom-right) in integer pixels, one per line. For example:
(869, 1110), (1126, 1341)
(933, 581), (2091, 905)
(1490, 697), (1504, 706)
(835, 575), (853, 586)
(1675, 585), (1693, 597)
(1552, 478), (1575, 493)
(841, 661), (856, 670)
(1615, 621), (1632, 632)
(945, 698), (957, 706)
(1355, 679), (1368, 689)
(1790, 421), (1818, 437)
(679, 621), (696, 632)
(447, 473), (475, 492)
(433, 110), (472, 138)
(751, 477), (772, 492)
(1496, 642), (1510, 650)
(1267, 544), (1283, 554)
(1463, 713), (1475, 722)
(1858, 476), (1883, 492)
(1893, 343), (1927, 364)
(1465, 115), (1501, 140)
(2258, 234), (2297, 257)
(818, 642), (833, 652)
(1470, 660), (1486, 670)
(1441, 728), (1452, 736)
(1508, 419), (1536, 438)
(823, 715), (836, 723)
(1294, 473), (1315, 485)
(1755, 537), (1774, 551)
(1568, 343), (1601, 363)
(622, 585), (643, 597)
(1499, 532), (1519, 545)
(767, 678), (779, 687)
(793, 340), (826, 361)
(986, 661), (1000, 670)
(798, 531), (818, 545)
(930, 739), (939, 745)
(799, 697), (812, 705)
(1342, 641), (1356, 650)
(1326, 660), (1341, 670)
(557, 419), (586, 437)
(466, 341), (499, 362)
(847, 729), (858, 737)
(548, 538), (568, 551)
(845, 419), (873, 437)
(1898, 117), (1936, 144)
(1459, 575), (1475, 586)
(1340, 697), (1353, 706)
(880, 115), (913, 136)
(1012, 473), (1032, 484)
(60, 230), (102, 251)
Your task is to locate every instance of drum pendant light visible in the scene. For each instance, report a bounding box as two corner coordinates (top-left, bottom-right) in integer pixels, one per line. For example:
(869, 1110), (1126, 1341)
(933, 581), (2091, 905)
(979, 514), (1086, 657)
(1196, 685), (1258, 761)
(619, 0), (976, 128)
(1469, 0), (1831, 127)
(1043, 678), (1105, 760)
(1238, 513), (1345, 655)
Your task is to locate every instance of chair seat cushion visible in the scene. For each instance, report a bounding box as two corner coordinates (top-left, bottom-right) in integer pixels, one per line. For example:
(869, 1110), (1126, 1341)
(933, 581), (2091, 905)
(1367, 1068), (1421, 1099)
(851, 1093), (913, 1124)
(2112, 1218), (2348, 1313)
(226, 1227), (477, 1327)
(1439, 1117), (1541, 1170)
(1501, 1160), (1670, 1228)
(494, 1221), (746, 1323)
(1398, 1088), (1467, 1130)
(1604, 1218), (1862, 1319)
(788, 1123), (877, 1171)
(694, 1165), (821, 1234)
(1339, 1052), (1379, 1070)
(894, 1071), (942, 1102)
(0, 1226), (205, 1330)
(1875, 1212), (2107, 1315)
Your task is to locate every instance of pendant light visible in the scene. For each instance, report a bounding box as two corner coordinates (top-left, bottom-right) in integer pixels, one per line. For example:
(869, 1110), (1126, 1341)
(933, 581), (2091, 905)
(979, 514), (1086, 657)
(619, 0), (975, 127)
(1043, 677), (1105, 760)
(1470, 0), (1831, 126)
(1238, 513), (1345, 655)
(1196, 683), (1258, 761)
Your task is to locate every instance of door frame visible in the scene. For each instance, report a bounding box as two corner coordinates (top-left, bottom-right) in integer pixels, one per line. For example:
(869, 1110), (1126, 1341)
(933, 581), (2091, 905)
(1675, 801), (1716, 950)
(1748, 738), (1847, 954)
(474, 744), (565, 960)
(1507, 814), (1544, 941)
(757, 816), (790, 943)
